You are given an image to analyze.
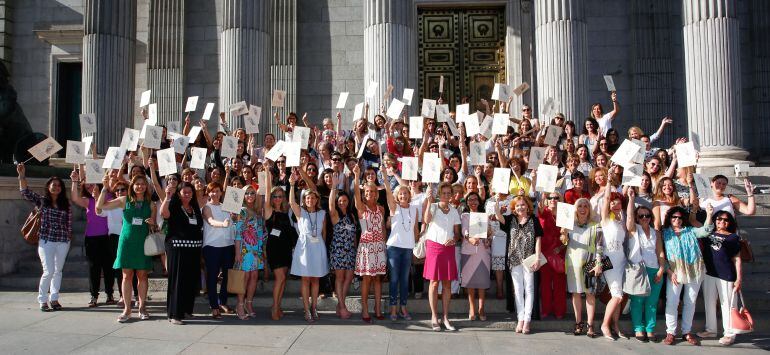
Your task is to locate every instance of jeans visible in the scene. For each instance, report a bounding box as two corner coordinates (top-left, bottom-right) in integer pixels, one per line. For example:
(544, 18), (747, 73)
(203, 245), (235, 309)
(510, 264), (535, 322)
(665, 277), (702, 335)
(702, 274), (737, 337)
(85, 236), (115, 298)
(37, 240), (70, 304)
(387, 246), (412, 306)
(630, 266), (665, 332)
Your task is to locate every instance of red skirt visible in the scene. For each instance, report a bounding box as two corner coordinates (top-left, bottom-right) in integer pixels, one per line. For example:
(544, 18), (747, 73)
(423, 240), (458, 281)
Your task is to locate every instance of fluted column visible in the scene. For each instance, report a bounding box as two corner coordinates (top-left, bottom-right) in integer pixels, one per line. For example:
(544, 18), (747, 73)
(147, 0), (185, 127)
(751, 0), (770, 161)
(534, 0), (588, 125)
(220, 0), (271, 131)
(683, 0), (749, 166)
(364, 0), (416, 120)
(270, 0), (296, 140)
(82, 0), (136, 151)
(506, 0), (535, 111)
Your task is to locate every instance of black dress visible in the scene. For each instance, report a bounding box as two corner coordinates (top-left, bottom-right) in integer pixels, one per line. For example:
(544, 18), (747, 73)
(165, 202), (203, 320)
(265, 211), (298, 269)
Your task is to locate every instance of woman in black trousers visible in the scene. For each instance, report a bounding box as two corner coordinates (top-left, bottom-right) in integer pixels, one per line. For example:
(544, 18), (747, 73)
(160, 182), (204, 325)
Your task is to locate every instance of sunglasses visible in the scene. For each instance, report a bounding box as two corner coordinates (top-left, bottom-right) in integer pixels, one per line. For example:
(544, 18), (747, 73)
(522, 108), (531, 112)
(277, 160), (286, 163)
(637, 214), (652, 219)
(670, 215), (684, 220)
(547, 196), (559, 200)
(116, 188), (127, 193)
(716, 217), (730, 222)
(245, 192), (256, 196)
(271, 194), (284, 199)
(332, 158), (342, 162)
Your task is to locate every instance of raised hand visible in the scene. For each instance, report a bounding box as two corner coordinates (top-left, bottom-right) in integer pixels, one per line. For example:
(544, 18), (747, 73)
(744, 178), (754, 195)
(610, 91), (617, 102)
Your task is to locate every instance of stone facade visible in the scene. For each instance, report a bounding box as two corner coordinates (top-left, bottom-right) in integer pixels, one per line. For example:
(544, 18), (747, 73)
(3, 0), (767, 163)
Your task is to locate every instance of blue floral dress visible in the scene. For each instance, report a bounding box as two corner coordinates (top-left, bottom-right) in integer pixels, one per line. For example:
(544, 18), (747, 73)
(330, 214), (357, 270)
(235, 209), (266, 271)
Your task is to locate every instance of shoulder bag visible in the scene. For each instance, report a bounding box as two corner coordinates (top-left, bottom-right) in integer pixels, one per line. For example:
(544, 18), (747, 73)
(622, 229), (650, 296)
(21, 207), (42, 245)
(144, 232), (166, 256)
(413, 203), (437, 259)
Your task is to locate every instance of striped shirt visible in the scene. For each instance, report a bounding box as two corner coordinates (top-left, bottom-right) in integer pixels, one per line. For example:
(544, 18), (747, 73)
(21, 188), (72, 243)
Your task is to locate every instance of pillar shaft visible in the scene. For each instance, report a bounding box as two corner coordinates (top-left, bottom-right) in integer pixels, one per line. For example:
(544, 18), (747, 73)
(683, 0), (748, 166)
(147, 0), (185, 127)
(270, 0), (296, 140)
(506, 0), (535, 112)
(363, 0), (416, 122)
(82, 0), (136, 152)
(534, 0), (588, 126)
(220, 0), (272, 132)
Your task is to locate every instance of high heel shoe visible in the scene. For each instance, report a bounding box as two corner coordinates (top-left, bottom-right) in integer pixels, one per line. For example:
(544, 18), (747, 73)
(236, 303), (249, 320)
(270, 307), (280, 321)
(311, 307), (319, 321)
(304, 310), (315, 323)
(431, 321), (441, 332)
(443, 319), (457, 332)
(586, 325), (597, 338)
(245, 299), (257, 318)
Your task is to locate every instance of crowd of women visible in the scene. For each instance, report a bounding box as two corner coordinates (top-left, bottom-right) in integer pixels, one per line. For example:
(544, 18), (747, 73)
(18, 91), (756, 346)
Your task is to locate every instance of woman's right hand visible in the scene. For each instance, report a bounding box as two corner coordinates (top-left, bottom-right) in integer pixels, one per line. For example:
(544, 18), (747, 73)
(592, 264), (602, 276)
(164, 184), (175, 198)
(669, 272), (679, 287)
(16, 163), (25, 177)
(235, 252), (243, 264)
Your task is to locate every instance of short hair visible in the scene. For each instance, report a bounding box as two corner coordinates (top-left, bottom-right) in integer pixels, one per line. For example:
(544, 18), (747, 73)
(509, 196), (533, 215)
(206, 182), (223, 193)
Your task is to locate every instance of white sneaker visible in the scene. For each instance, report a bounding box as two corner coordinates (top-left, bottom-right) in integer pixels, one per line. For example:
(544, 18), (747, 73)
(718, 336), (735, 346)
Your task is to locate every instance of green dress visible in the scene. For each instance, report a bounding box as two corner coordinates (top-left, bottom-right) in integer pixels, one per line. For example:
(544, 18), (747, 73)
(113, 199), (154, 270)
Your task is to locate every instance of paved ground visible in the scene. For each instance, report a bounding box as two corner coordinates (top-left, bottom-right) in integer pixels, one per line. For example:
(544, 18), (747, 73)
(0, 291), (767, 355)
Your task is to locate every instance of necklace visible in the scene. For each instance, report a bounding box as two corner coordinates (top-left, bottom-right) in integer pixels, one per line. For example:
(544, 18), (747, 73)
(308, 210), (318, 237)
(398, 205), (412, 231)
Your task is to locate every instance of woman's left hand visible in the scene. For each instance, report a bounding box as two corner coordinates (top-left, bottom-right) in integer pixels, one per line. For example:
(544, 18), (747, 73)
(443, 239), (456, 247)
(734, 279), (742, 292)
(531, 261), (540, 271)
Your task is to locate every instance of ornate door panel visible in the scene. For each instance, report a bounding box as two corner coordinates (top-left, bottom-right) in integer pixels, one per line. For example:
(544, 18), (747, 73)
(419, 8), (505, 112)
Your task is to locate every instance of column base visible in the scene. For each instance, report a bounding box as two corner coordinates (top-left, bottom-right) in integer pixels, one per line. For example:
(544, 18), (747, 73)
(696, 147), (753, 168)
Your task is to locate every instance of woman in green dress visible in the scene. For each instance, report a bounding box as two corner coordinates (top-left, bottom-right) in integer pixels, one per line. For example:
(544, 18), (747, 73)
(96, 175), (158, 323)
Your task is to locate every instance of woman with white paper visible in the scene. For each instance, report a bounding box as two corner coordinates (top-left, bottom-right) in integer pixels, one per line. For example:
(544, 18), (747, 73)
(263, 166), (298, 320)
(422, 182), (462, 331)
(561, 198), (602, 338)
(328, 173), (358, 319)
(288, 169), (329, 322)
(383, 172), (419, 321)
(201, 182), (235, 319)
(495, 196), (543, 334)
(460, 192), (491, 321)
(589, 91), (620, 135)
(599, 180), (629, 340)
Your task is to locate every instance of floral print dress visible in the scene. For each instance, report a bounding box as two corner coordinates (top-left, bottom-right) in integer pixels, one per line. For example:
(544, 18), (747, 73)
(330, 214), (357, 270)
(235, 209), (266, 271)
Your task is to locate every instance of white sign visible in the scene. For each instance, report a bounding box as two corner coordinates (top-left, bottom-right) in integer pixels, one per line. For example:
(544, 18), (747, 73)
(84, 159), (105, 184)
(283, 141), (301, 167)
(27, 137), (63, 162)
(220, 136), (238, 158)
(264, 140), (285, 162)
(148, 103), (158, 124)
(674, 142), (698, 168)
(556, 202), (576, 230)
(336, 92), (349, 109)
(401, 156), (419, 181)
(257, 172), (267, 194)
(541, 97), (555, 119)
(492, 113), (509, 135)
(365, 82), (378, 99)
(409, 116), (424, 139)
(469, 141), (486, 166)
(535, 164), (558, 193)
(82, 136), (94, 156)
(291, 126), (311, 149)
(120, 128), (140, 151)
(734, 163), (750, 178)
(172, 136), (190, 155)
(492, 168), (511, 194)
(386, 98), (405, 120)
(186, 126), (202, 144)
(244, 105), (261, 134)
(202, 102), (215, 121)
(544, 125), (563, 147)
(491, 83), (510, 101)
(65, 140), (87, 165)
(141, 124), (163, 149)
(102, 147), (125, 170)
(603, 75), (616, 92)
(79, 113), (97, 136)
(464, 114), (480, 137)
(693, 173), (714, 200)
(156, 148), (177, 177)
(512, 82), (530, 96)
(271, 90), (286, 107)
(403, 88), (414, 106)
(421, 153), (441, 183)
(221, 188), (246, 214)
(421, 99), (436, 118)
(479, 115), (494, 138)
(353, 102), (364, 121)
(621, 163), (644, 187)
(611, 139), (642, 168)
(436, 104), (450, 122)
(167, 121), (181, 135)
(445, 118), (460, 137)
(527, 147), (547, 170)
(229, 101), (248, 116)
(469, 212), (488, 239)
(190, 147), (207, 170)
(184, 96), (199, 112)
(456, 104), (469, 123)
(139, 90), (151, 107)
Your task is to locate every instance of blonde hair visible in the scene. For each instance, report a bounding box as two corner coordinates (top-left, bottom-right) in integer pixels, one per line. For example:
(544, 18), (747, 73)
(393, 185), (412, 201)
(628, 126), (644, 137)
(573, 198), (596, 222)
(269, 186), (288, 212)
(302, 189), (321, 210)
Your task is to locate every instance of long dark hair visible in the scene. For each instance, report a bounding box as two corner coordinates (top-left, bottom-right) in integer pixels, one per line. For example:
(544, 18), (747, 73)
(663, 206), (690, 229)
(334, 190), (356, 219)
(44, 176), (70, 211)
(170, 182), (201, 219)
(712, 211), (737, 234)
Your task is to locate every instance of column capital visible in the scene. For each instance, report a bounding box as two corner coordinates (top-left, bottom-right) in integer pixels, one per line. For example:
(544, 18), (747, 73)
(683, 0), (738, 25)
(364, 0), (414, 28)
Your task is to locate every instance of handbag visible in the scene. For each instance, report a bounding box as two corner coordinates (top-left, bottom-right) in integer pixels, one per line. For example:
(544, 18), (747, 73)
(583, 228), (613, 275)
(546, 248), (566, 274)
(227, 264), (246, 295)
(622, 231), (651, 296)
(730, 290), (754, 334)
(21, 207), (42, 245)
(143, 232), (166, 256)
(413, 203), (438, 259)
(739, 237), (754, 263)
(523, 252), (547, 273)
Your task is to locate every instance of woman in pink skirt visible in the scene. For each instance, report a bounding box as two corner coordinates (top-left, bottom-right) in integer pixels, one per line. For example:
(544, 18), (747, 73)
(352, 165), (387, 322)
(423, 182), (462, 332)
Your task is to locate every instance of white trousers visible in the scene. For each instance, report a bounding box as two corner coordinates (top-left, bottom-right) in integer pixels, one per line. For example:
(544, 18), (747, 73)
(37, 240), (70, 304)
(665, 277), (702, 335)
(702, 274), (737, 337)
(510, 264), (535, 322)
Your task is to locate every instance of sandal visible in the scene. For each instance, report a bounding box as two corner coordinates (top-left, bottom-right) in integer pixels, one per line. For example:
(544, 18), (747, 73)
(139, 307), (150, 320)
(244, 300), (257, 318)
(586, 325), (596, 338)
(684, 333), (700, 346)
(88, 297), (98, 308)
(116, 313), (131, 323)
(573, 322), (584, 336)
(212, 309), (222, 319)
(169, 318), (184, 325)
(305, 310), (315, 323)
(236, 303), (249, 320)
(219, 305), (234, 314)
(431, 322), (442, 332)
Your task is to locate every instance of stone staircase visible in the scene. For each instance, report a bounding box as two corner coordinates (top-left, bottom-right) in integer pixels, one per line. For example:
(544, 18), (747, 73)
(2, 167), (769, 316)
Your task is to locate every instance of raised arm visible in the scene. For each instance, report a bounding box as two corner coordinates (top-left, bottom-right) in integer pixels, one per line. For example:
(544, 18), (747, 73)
(297, 162), (317, 191)
(288, 170), (301, 217)
(601, 174), (612, 222)
(649, 116), (672, 143)
(352, 164), (364, 216)
(382, 167), (397, 213)
(160, 184), (174, 219)
(329, 173), (340, 224)
(263, 163), (274, 219)
(147, 156), (165, 200)
(626, 188), (637, 233)
(422, 185), (435, 225)
(70, 168), (89, 209)
(731, 178), (756, 215)
(607, 92), (620, 120)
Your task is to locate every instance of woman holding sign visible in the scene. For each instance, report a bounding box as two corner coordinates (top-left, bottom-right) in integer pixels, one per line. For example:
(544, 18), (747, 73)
(599, 181), (629, 340)
(423, 182), (462, 331)
(383, 172), (419, 321)
(328, 173), (358, 319)
(96, 175), (157, 323)
(460, 192), (491, 321)
(160, 182), (204, 325)
(201, 182), (235, 319)
(495, 196), (543, 334)
(536, 192), (567, 320)
(263, 166), (298, 320)
(353, 165), (387, 323)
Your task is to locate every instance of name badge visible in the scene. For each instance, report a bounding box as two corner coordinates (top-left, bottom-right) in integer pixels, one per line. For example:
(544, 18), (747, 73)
(132, 217), (143, 226)
(188, 218), (197, 225)
(310, 236), (321, 243)
(270, 229), (281, 237)
(372, 163), (379, 168)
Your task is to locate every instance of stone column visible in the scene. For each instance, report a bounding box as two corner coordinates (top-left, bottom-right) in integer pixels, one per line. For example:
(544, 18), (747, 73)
(147, 0), (185, 126)
(534, 0), (588, 125)
(506, 0), (535, 112)
(683, 0), (749, 166)
(220, 0), (271, 131)
(751, 0), (770, 161)
(364, 0), (416, 120)
(82, 0), (136, 151)
(270, 0), (296, 140)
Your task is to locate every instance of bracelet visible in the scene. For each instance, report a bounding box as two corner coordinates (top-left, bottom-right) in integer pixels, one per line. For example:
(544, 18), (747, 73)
(747, 194), (754, 198)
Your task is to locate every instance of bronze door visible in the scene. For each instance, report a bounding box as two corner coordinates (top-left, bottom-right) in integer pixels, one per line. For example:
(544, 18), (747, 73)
(418, 7), (506, 113)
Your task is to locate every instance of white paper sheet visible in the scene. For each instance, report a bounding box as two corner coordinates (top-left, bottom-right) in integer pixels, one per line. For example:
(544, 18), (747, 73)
(156, 148), (177, 176)
(186, 126), (202, 144)
(148, 103), (158, 125)
(469, 212), (488, 239)
(84, 159), (105, 184)
(257, 172), (267, 194)
(527, 146), (547, 170)
(512, 82), (530, 96)
(220, 136), (238, 158)
(492, 168), (511, 194)
(27, 137), (62, 162)
(336, 92), (349, 109)
(436, 104), (450, 122)
(141, 124), (163, 149)
(401, 156), (419, 181)
(445, 118), (460, 137)
(556, 202), (576, 230)
(353, 102), (364, 121)
(621, 163), (644, 187)
(674, 142), (698, 168)
(82, 136), (93, 156)
(221, 188), (246, 214)
(403, 88), (414, 106)
(439, 75), (444, 93)
(386, 98), (405, 120)
(229, 101), (248, 116)
(409, 116), (424, 139)
(139, 90), (151, 107)
(603, 75), (616, 92)
(469, 141), (486, 166)
(120, 128), (140, 151)
(79, 113), (96, 136)
(492, 113), (509, 135)
(185, 96), (199, 112)
(291, 126), (311, 149)
(421, 153), (441, 183)
(102, 147), (126, 170)
(283, 141), (301, 167)
(265, 141), (286, 162)
(366, 82), (378, 99)
(544, 125), (563, 147)
(535, 164), (558, 193)
(612, 139), (642, 168)
(202, 103), (215, 121)
(172, 136), (190, 155)
(271, 90), (286, 107)
(456, 104), (469, 123)
(491, 83), (510, 102)
(421, 99), (436, 118)
(693, 173), (714, 200)
(464, 114), (480, 137)
(190, 147), (207, 170)
(65, 140), (87, 165)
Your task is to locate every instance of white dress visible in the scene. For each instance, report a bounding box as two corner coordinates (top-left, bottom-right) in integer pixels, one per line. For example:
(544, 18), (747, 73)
(290, 209), (329, 277)
(601, 219), (627, 298)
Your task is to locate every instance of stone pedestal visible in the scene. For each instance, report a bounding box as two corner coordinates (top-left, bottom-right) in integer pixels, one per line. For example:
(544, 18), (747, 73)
(534, 0), (588, 125)
(220, 0), (271, 131)
(683, 0), (750, 167)
(363, 0), (416, 121)
(82, 0), (136, 152)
